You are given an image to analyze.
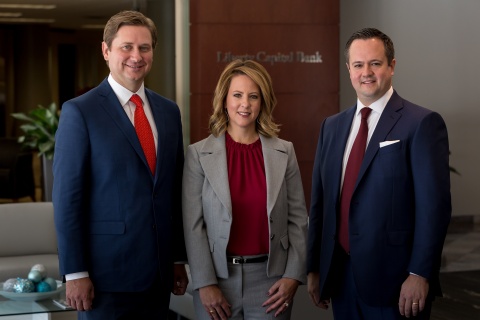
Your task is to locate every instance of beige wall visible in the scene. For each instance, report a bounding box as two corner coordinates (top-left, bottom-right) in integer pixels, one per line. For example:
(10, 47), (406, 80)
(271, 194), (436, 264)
(340, 0), (479, 219)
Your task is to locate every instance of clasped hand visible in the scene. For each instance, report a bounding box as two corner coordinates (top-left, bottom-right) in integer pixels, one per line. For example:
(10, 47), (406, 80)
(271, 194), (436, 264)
(262, 277), (299, 317)
(200, 278), (299, 319)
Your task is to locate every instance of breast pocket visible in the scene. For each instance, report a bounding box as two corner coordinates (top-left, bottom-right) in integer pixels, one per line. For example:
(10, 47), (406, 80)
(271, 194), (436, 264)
(378, 140), (408, 179)
(378, 140), (402, 154)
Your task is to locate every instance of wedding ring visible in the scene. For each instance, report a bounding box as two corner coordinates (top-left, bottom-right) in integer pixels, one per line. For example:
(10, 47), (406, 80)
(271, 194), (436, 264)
(284, 302), (289, 308)
(412, 302), (419, 305)
(209, 309), (214, 313)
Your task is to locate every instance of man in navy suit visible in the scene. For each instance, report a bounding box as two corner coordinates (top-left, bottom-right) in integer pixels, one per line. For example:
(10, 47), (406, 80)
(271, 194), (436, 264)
(53, 10), (188, 319)
(307, 28), (451, 319)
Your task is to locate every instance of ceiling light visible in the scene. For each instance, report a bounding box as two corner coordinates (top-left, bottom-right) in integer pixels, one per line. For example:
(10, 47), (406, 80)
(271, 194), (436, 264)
(0, 18), (54, 23)
(0, 4), (56, 10)
(0, 12), (22, 18)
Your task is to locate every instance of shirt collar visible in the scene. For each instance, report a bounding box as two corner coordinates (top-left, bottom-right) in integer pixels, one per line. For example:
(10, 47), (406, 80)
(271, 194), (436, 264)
(107, 74), (147, 106)
(355, 86), (394, 116)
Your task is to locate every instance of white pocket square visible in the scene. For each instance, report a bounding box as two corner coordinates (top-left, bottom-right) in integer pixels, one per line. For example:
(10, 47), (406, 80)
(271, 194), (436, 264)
(379, 140), (400, 148)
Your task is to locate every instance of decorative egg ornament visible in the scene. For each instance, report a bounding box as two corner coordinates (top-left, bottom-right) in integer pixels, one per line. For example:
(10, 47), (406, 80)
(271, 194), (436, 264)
(35, 281), (52, 292)
(43, 277), (58, 291)
(30, 264), (47, 279)
(13, 278), (35, 293)
(28, 270), (43, 283)
(2, 278), (18, 292)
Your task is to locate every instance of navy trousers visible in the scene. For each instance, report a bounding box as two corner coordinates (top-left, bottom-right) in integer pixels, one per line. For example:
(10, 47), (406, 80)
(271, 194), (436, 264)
(330, 248), (432, 320)
(78, 274), (171, 320)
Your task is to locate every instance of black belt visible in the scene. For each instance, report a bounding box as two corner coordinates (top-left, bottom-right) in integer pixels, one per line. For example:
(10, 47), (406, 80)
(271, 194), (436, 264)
(227, 255), (268, 264)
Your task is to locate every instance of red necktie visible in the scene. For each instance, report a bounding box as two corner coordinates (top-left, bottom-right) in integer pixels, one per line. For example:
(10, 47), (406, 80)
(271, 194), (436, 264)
(130, 94), (156, 175)
(339, 107), (372, 253)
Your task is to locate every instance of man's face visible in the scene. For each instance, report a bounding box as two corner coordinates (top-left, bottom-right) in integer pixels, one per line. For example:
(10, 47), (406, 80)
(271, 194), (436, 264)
(346, 38), (395, 106)
(102, 25), (153, 92)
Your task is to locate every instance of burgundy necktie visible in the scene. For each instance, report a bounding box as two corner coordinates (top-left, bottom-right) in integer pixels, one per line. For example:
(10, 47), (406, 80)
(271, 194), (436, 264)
(339, 107), (372, 253)
(130, 94), (156, 175)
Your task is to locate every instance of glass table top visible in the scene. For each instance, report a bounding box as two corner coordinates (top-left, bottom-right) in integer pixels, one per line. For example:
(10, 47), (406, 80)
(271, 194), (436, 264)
(0, 291), (73, 316)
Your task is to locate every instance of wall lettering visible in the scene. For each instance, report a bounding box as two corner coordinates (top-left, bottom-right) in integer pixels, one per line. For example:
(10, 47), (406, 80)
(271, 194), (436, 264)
(216, 51), (323, 65)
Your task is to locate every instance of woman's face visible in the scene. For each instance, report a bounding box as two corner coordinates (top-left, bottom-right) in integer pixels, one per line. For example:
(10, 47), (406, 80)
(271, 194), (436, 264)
(225, 74), (262, 133)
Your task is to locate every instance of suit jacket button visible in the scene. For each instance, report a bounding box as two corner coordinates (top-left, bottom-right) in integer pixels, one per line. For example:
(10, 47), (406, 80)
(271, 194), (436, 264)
(270, 234), (275, 240)
(269, 217), (273, 223)
(152, 225), (156, 229)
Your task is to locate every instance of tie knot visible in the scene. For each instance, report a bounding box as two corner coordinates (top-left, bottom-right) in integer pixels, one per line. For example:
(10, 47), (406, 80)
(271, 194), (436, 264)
(130, 94), (143, 108)
(360, 107), (372, 120)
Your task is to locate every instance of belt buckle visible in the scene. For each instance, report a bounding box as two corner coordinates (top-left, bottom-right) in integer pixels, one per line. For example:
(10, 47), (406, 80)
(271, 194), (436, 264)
(232, 257), (243, 264)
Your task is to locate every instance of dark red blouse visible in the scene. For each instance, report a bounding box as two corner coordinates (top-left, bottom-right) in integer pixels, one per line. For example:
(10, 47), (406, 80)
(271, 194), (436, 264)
(225, 132), (269, 256)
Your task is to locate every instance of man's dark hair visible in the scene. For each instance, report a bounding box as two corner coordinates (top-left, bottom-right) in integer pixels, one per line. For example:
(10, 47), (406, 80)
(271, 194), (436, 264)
(344, 28), (395, 66)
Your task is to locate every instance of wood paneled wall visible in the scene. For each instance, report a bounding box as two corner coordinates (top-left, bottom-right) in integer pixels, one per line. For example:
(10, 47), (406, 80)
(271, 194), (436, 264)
(189, 0), (339, 207)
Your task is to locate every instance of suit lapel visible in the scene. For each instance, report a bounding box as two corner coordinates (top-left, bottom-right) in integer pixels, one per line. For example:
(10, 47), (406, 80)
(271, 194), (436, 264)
(199, 134), (232, 216)
(146, 90), (165, 182)
(98, 80), (155, 180)
(97, 80), (147, 164)
(261, 136), (288, 215)
(333, 107), (356, 201)
(357, 91), (403, 184)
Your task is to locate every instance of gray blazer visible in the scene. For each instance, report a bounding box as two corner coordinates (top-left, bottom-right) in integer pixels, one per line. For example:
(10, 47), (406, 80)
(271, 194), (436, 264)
(182, 133), (308, 290)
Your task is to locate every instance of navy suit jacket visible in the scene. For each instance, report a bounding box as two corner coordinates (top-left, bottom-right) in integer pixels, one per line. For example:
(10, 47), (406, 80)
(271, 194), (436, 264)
(307, 91), (451, 306)
(53, 78), (186, 293)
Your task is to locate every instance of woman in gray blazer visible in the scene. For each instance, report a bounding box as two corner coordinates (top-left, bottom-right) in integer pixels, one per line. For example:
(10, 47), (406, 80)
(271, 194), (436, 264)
(182, 59), (308, 320)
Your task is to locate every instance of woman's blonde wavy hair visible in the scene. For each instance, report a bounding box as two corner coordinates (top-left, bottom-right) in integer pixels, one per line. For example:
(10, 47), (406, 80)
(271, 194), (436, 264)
(208, 59), (280, 138)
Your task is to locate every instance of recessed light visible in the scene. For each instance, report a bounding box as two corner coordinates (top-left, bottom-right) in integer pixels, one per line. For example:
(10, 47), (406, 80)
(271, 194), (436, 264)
(0, 18), (54, 23)
(0, 4), (56, 10)
(0, 12), (22, 18)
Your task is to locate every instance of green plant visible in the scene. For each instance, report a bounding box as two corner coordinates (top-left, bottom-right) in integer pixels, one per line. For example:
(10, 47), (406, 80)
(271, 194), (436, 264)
(450, 166), (460, 175)
(11, 102), (59, 160)
(449, 151), (460, 175)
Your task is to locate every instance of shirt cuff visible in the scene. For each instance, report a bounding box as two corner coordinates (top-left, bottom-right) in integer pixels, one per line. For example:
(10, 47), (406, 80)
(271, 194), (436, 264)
(65, 271), (89, 281)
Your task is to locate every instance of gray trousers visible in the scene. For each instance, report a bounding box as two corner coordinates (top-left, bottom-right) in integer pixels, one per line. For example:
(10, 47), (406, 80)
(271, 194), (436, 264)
(193, 259), (293, 320)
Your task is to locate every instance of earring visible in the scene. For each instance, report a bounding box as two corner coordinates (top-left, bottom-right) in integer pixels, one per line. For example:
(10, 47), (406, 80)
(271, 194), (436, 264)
(225, 109), (229, 122)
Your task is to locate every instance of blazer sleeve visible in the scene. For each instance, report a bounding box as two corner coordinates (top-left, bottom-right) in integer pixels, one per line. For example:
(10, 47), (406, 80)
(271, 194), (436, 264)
(53, 101), (90, 275)
(182, 144), (219, 290)
(171, 110), (187, 263)
(307, 119), (327, 274)
(408, 111), (451, 279)
(282, 141), (309, 284)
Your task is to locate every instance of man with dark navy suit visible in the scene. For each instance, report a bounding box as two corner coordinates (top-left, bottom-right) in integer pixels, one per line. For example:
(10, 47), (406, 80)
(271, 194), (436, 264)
(307, 28), (451, 319)
(53, 10), (188, 319)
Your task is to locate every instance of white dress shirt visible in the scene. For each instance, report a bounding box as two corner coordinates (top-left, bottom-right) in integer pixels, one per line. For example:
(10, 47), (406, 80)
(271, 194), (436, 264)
(340, 86), (394, 190)
(108, 74), (158, 151)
